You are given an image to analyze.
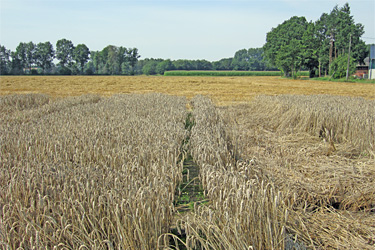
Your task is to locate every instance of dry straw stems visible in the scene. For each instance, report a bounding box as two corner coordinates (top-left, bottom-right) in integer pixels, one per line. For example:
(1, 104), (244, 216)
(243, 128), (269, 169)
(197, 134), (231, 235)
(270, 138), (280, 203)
(169, 95), (290, 250)
(1, 76), (375, 105)
(220, 94), (375, 249)
(1, 93), (374, 249)
(1, 93), (187, 249)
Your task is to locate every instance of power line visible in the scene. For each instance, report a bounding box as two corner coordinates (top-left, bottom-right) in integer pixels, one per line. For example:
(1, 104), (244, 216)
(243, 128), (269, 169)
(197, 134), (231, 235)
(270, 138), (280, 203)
(362, 37), (375, 39)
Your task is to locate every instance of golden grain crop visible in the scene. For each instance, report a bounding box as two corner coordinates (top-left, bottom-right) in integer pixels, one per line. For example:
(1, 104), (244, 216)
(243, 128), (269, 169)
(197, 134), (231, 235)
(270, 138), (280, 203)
(1, 76), (374, 105)
(175, 95), (289, 249)
(1, 77), (374, 249)
(1, 93), (187, 249)
(219, 95), (375, 249)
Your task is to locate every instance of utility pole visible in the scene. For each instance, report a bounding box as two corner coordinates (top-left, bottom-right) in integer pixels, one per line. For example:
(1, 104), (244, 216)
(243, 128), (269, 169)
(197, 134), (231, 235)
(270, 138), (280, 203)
(346, 34), (352, 81)
(329, 36), (334, 74)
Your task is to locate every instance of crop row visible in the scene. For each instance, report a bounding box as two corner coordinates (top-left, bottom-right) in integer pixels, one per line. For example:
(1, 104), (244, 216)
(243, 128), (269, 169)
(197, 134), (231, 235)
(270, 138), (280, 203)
(173, 95), (290, 249)
(1, 93), (187, 249)
(170, 94), (375, 249)
(1, 93), (374, 249)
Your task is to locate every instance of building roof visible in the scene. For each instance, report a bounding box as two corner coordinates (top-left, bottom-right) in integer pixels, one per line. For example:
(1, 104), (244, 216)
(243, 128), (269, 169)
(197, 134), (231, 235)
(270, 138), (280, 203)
(357, 57), (369, 67)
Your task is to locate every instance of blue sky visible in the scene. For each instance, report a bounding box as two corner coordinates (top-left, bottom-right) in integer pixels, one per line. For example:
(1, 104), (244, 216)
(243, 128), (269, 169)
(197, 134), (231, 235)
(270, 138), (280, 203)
(0, 0), (374, 61)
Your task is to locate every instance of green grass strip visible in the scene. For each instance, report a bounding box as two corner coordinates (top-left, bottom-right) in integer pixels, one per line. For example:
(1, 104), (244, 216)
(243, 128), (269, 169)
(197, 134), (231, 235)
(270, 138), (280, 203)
(164, 70), (284, 76)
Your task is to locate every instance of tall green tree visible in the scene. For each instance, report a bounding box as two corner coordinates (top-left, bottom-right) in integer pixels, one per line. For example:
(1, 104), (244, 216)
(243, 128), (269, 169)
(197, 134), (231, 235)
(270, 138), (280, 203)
(194, 60), (212, 70)
(314, 14), (331, 76)
(231, 48), (268, 71)
(156, 59), (174, 75)
(232, 49), (250, 70)
(276, 39), (304, 78)
(14, 42), (27, 71)
(90, 51), (104, 74)
(142, 60), (158, 75)
(264, 16), (308, 77)
(25, 42), (37, 72)
(127, 48), (140, 74)
(247, 48), (267, 71)
(315, 3), (367, 75)
(10, 51), (23, 74)
(73, 44), (90, 74)
(330, 53), (356, 79)
(212, 58), (233, 70)
(56, 39), (75, 68)
(117, 46), (129, 74)
(90, 46), (140, 75)
(0, 45), (11, 75)
(14, 42), (36, 73)
(264, 3), (366, 78)
(173, 59), (193, 70)
(301, 22), (320, 77)
(101, 45), (120, 74)
(35, 41), (55, 74)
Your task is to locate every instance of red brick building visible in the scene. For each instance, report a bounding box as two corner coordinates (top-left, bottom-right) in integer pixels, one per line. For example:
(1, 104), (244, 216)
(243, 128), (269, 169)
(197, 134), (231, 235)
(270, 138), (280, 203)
(354, 57), (369, 79)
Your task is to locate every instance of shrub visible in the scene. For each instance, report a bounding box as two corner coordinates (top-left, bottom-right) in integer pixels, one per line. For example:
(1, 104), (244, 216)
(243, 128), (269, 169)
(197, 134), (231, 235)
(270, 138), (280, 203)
(330, 54), (356, 79)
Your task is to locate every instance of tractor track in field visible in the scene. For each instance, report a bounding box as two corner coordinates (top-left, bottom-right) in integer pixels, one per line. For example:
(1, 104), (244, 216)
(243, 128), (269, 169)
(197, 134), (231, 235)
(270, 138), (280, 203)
(169, 111), (207, 249)
(174, 154), (206, 213)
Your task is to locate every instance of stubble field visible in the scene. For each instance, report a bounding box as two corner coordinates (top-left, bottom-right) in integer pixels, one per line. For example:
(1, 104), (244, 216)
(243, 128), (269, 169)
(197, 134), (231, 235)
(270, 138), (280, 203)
(1, 75), (374, 105)
(1, 76), (374, 249)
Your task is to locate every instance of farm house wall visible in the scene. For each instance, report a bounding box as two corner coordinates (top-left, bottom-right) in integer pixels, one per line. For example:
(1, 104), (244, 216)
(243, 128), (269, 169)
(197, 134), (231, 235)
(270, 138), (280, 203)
(370, 45), (375, 79)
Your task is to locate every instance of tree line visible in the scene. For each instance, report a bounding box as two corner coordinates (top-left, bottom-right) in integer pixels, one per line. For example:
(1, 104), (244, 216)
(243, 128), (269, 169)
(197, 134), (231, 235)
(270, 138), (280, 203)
(0, 40), (273, 75)
(263, 3), (369, 78)
(139, 48), (276, 75)
(0, 39), (141, 75)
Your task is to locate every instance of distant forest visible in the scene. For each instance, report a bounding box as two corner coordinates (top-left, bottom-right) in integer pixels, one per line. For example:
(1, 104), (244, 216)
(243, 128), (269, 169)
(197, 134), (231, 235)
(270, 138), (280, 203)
(0, 41), (273, 76)
(0, 3), (371, 78)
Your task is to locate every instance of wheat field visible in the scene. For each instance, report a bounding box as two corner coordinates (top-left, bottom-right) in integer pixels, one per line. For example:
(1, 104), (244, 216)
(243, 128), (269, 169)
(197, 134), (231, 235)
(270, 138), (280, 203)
(1, 76), (374, 249)
(1, 76), (374, 105)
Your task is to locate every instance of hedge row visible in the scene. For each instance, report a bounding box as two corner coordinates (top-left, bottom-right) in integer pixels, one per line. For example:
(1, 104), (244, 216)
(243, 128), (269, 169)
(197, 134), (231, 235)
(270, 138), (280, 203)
(164, 70), (284, 76)
(164, 71), (311, 77)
